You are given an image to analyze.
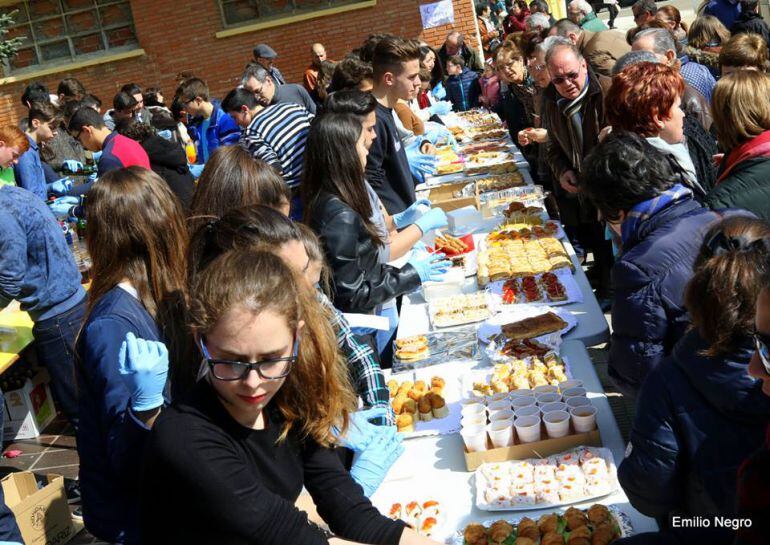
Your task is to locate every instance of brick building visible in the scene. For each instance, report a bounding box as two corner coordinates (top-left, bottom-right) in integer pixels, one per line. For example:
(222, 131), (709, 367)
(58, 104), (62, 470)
(0, 0), (479, 126)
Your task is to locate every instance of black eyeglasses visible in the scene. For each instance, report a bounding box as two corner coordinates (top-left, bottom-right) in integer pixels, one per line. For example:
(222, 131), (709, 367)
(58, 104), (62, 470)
(552, 71), (580, 85)
(753, 330), (770, 375)
(199, 336), (297, 381)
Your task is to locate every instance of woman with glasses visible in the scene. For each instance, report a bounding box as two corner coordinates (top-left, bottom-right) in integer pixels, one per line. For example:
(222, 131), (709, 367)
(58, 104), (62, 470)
(141, 248), (441, 545)
(618, 216), (770, 539)
(75, 167), (189, 545)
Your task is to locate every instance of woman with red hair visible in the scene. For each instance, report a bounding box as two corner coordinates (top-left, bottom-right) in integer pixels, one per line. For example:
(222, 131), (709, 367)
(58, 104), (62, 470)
(605, 61), (709, 198)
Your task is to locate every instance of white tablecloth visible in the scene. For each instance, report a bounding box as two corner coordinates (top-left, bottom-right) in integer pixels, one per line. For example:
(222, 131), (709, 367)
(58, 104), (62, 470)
(373, 340), (657, 541)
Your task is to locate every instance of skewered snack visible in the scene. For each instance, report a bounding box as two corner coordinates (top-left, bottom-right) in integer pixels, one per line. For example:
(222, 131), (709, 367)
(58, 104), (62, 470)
(501, 312), (569, 341)
(460, 503), (624, 545)
(389, 377), (449, 423)
(395, 335), (430, 362)
(435, 234), (469, 255)
(388, 500), (442, 537)
(429, 292), (490, 327)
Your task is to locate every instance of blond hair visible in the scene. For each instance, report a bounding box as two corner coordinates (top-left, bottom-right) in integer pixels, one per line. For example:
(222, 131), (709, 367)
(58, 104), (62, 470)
(712, 70), (770, 150)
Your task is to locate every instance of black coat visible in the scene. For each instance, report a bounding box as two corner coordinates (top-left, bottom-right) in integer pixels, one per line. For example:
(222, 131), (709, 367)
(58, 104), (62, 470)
(684, 114), (717, 196)
(731, 11), (770, 50)
(619, 330), (770, 530)
(140, 136), (195, 211)
(309, 193), (421, 314)
(705, 155), (770, 220)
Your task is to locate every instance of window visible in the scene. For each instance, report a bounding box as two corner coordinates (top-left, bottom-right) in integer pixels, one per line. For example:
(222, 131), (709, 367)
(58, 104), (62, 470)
(1, 0), (139, 75)
(218, 0), (370, 27)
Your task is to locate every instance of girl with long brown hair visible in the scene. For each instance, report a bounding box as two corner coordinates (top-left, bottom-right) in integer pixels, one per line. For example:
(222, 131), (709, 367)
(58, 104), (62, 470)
(141, 248), (441, 545)
(75, 166), (189, 545)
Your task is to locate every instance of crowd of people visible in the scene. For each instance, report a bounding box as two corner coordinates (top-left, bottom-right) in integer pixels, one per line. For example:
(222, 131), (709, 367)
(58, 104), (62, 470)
(0, 0), (769, 543)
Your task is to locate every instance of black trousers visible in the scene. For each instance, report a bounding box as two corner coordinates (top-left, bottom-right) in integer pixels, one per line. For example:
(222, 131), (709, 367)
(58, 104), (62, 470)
(592, 3), (619, 27)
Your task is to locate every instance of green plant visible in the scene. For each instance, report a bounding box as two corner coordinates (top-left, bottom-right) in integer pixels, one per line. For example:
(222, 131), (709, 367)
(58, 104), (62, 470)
(0, 10), (24, 63)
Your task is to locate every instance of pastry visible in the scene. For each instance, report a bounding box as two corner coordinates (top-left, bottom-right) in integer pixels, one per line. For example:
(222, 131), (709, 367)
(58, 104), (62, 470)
(430, 394), (449, 418)
(396, 413), (414, 432)
(501, 312), (568, 341)
(435, 234), (469, 255)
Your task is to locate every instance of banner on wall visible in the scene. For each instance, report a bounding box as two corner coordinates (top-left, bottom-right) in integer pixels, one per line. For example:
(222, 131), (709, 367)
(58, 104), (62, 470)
(420, 0), (455, 29)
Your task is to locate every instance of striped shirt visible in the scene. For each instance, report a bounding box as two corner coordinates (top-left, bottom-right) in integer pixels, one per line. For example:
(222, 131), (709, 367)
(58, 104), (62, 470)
(240, 102), (313, 189)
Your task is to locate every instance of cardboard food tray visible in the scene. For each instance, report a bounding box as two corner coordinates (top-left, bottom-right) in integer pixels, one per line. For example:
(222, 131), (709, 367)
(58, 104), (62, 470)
(427, 180), (479, 212)
(450, 504), (633, 544)
(473, 446), (618, 510)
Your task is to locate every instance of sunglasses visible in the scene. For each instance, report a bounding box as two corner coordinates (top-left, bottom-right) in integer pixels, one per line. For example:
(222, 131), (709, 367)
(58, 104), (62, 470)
(552, 71), (581, 85)
(199, 336), (297, 381)
(753, 331), (770, 375)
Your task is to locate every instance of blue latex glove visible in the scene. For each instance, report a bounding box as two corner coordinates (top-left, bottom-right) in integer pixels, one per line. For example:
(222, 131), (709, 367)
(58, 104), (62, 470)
(432, 81), (447, 101)
(405, 140), (438, 183)
(62, 160), (83, 173)
(47, 177), (73, 196)
(91, 150), (102, 162)
(423, 123), (459, 151)
(189, 163), (205, 178)
(414, 207), (448, 234)
(428, 100), (452, 116)
(349, 428), (404, 497)
(49, 196), (79, 219)
(336, 407), (391, 452)
(392, 198), (431, 229)
(408, 252), (452, 282)
(118, 332), (168, 412)
(88, 172), (98, 183)
(157, 129), (173, 140)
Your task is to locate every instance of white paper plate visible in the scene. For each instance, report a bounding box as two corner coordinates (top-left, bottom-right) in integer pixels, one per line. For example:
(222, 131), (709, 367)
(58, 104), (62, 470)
(486, 269), (584, 308)
(474, 447), (619, 512)
(476, 306), (577, 344)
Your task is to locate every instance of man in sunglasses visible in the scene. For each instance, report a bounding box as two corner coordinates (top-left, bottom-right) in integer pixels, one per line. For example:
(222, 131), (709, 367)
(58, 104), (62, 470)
(541, 37), (613, 301)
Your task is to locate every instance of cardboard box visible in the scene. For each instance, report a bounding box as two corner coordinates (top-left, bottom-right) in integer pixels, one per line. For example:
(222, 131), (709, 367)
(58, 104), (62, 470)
(1, 473), (78, 545)
(427, 181), (478, 212)
(3, 373), (57, 440)
(463, 428), (602, 471)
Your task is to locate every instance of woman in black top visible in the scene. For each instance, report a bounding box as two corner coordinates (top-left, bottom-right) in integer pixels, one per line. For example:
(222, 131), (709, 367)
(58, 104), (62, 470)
(141, 249), (440, 545)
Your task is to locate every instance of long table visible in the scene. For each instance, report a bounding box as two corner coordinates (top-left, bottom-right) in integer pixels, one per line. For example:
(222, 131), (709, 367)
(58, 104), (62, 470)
(0, 303), (34, 374)
(374, 340), (657, 539)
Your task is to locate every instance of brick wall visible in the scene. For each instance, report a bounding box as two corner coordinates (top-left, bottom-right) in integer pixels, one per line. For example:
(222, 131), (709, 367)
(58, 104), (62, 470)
(0, 0), (478, 127)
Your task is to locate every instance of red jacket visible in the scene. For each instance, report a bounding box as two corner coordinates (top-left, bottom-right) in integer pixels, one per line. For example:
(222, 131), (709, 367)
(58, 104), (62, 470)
(504, 10), (529, 35)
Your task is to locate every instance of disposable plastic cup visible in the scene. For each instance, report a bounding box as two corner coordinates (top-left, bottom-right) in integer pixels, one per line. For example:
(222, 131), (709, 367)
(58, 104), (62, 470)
(570, 405), (598, 432)
(461, 403), (486, 419)
(539, 401), (568, 414)
(489, 392), (510, 402)
(487, 420), (514, 448)
(513, 405), (541, 418)
(514, 414), (542, 443)
(533, 385), (558, 395)
(460, 423), (488, 452)
(487, 399), (512, 415)
(562, 386), (587, 399)
(511, 396), (537, 410)
(543, 410), (571, 438)
(461, 414), (486, 428)
(461, 394), (485, 407)
(558, 379), (583, 392)
(509, 389), (535, 398)
(489, 409), (514, 424)
(536, 392), (561, 405)
(565, 396), (592, 409)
